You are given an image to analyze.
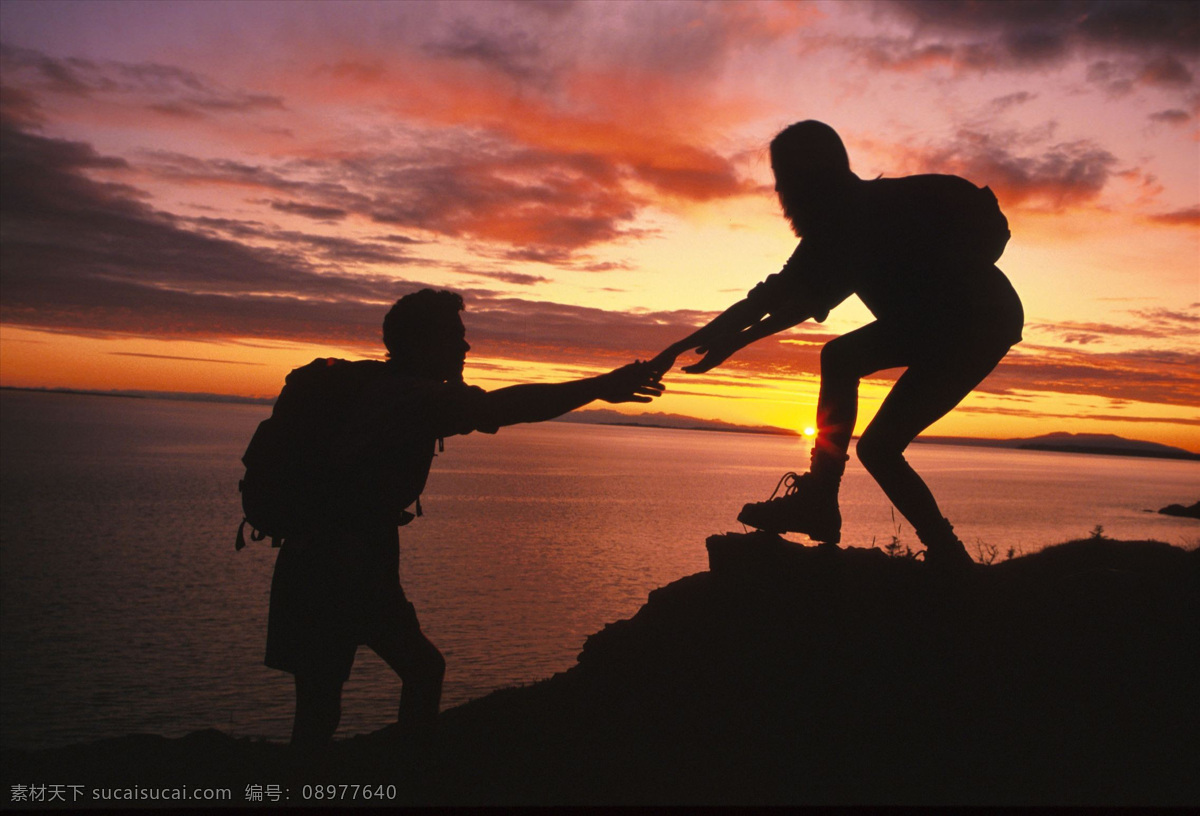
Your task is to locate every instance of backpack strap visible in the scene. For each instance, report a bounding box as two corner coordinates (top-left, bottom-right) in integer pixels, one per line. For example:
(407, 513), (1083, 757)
(234, 517), (281, 550)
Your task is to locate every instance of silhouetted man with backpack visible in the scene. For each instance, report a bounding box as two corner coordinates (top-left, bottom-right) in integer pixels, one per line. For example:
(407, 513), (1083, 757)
(656, 121), (1023, 571)
(242, 289), (662, 754)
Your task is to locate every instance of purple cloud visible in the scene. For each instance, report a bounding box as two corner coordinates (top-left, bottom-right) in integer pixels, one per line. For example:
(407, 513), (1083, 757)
(856, 0), (1199, 105)
(916, 130), (1119, 209)
(0, 45), (286, 118)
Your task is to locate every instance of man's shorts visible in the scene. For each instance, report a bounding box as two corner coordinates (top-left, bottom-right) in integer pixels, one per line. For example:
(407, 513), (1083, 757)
(264, 526), (423, 683)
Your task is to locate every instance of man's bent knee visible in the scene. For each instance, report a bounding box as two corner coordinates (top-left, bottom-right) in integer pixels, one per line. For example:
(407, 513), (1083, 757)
(820, 337), (855, 378)
(821, 325), (902, 382)
(856, 433), (902, 474)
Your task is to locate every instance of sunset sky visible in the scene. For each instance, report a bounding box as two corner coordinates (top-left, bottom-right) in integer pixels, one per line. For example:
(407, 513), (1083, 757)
(1, 0), (1197, 449)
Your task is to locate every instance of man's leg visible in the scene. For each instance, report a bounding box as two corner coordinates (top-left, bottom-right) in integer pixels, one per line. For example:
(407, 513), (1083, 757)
(855, 344), (1009, 562)
(369, 601), (445, 752)
(739, 322), (906, 539)
(814, 322), (910, 461)
(291, 671), (344, 752)
(270, 535), (358, 754)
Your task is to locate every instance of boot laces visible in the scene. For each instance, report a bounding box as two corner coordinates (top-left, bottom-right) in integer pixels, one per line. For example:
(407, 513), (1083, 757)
(769, 471), (805, 500)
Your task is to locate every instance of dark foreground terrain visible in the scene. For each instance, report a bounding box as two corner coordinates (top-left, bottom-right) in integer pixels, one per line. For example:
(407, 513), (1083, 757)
(4, 534), (1198, 807)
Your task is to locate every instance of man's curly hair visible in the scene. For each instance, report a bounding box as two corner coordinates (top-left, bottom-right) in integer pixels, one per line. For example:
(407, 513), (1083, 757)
(382, 289), (465, 359)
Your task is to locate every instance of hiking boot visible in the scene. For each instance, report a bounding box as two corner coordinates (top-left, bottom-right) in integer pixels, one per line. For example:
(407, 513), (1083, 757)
(919, 518), (975, 573)
(737, 471), (842, 544)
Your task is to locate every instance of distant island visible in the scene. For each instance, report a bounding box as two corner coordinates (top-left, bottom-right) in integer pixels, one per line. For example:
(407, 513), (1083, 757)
(912, 431), (1200, 461)
(1158, 500), (1200, 520)
(555, 408), (799, 436)
(557, 413), (1200, 460)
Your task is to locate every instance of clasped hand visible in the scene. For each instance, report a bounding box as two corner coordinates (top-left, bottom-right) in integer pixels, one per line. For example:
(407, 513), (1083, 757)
(598, 361), (665, 404)
(649, 332), (740, 375)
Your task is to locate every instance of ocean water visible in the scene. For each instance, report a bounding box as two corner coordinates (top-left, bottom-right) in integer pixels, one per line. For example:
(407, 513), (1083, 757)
(1, 389), (1196, 750)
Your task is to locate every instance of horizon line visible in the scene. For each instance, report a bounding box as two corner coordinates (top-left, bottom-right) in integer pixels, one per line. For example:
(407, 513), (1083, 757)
(4, 384), (1197, 457)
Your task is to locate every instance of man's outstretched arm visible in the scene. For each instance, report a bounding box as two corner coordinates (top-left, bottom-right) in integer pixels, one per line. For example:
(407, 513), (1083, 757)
(648, 298), (768, 374)
(651, 290), (814, 375)
(480, 361), (664, 428)
(680, 302), (812, 373)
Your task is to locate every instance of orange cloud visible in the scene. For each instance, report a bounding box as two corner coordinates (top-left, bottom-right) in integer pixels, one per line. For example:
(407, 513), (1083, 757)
(8, 111), (1197, 416)
(1147, 206), (1200, 227)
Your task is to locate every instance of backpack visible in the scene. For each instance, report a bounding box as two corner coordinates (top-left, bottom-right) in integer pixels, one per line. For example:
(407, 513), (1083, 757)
(957, 182), (1010, 265)
(235, 357), (395, 549)
(902, 174), (1010, 266)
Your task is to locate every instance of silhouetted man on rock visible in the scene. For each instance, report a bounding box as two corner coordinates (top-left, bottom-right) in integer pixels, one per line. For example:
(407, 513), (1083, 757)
(656, 121), (1023, 570)
(259, 289), (663, 754)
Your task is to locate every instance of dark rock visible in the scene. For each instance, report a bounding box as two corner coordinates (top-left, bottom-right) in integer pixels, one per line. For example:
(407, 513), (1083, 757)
(3, 536), (1197, 806)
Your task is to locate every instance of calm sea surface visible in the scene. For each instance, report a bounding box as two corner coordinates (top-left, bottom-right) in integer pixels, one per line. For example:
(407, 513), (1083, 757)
(1, 389), (1196, 749)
